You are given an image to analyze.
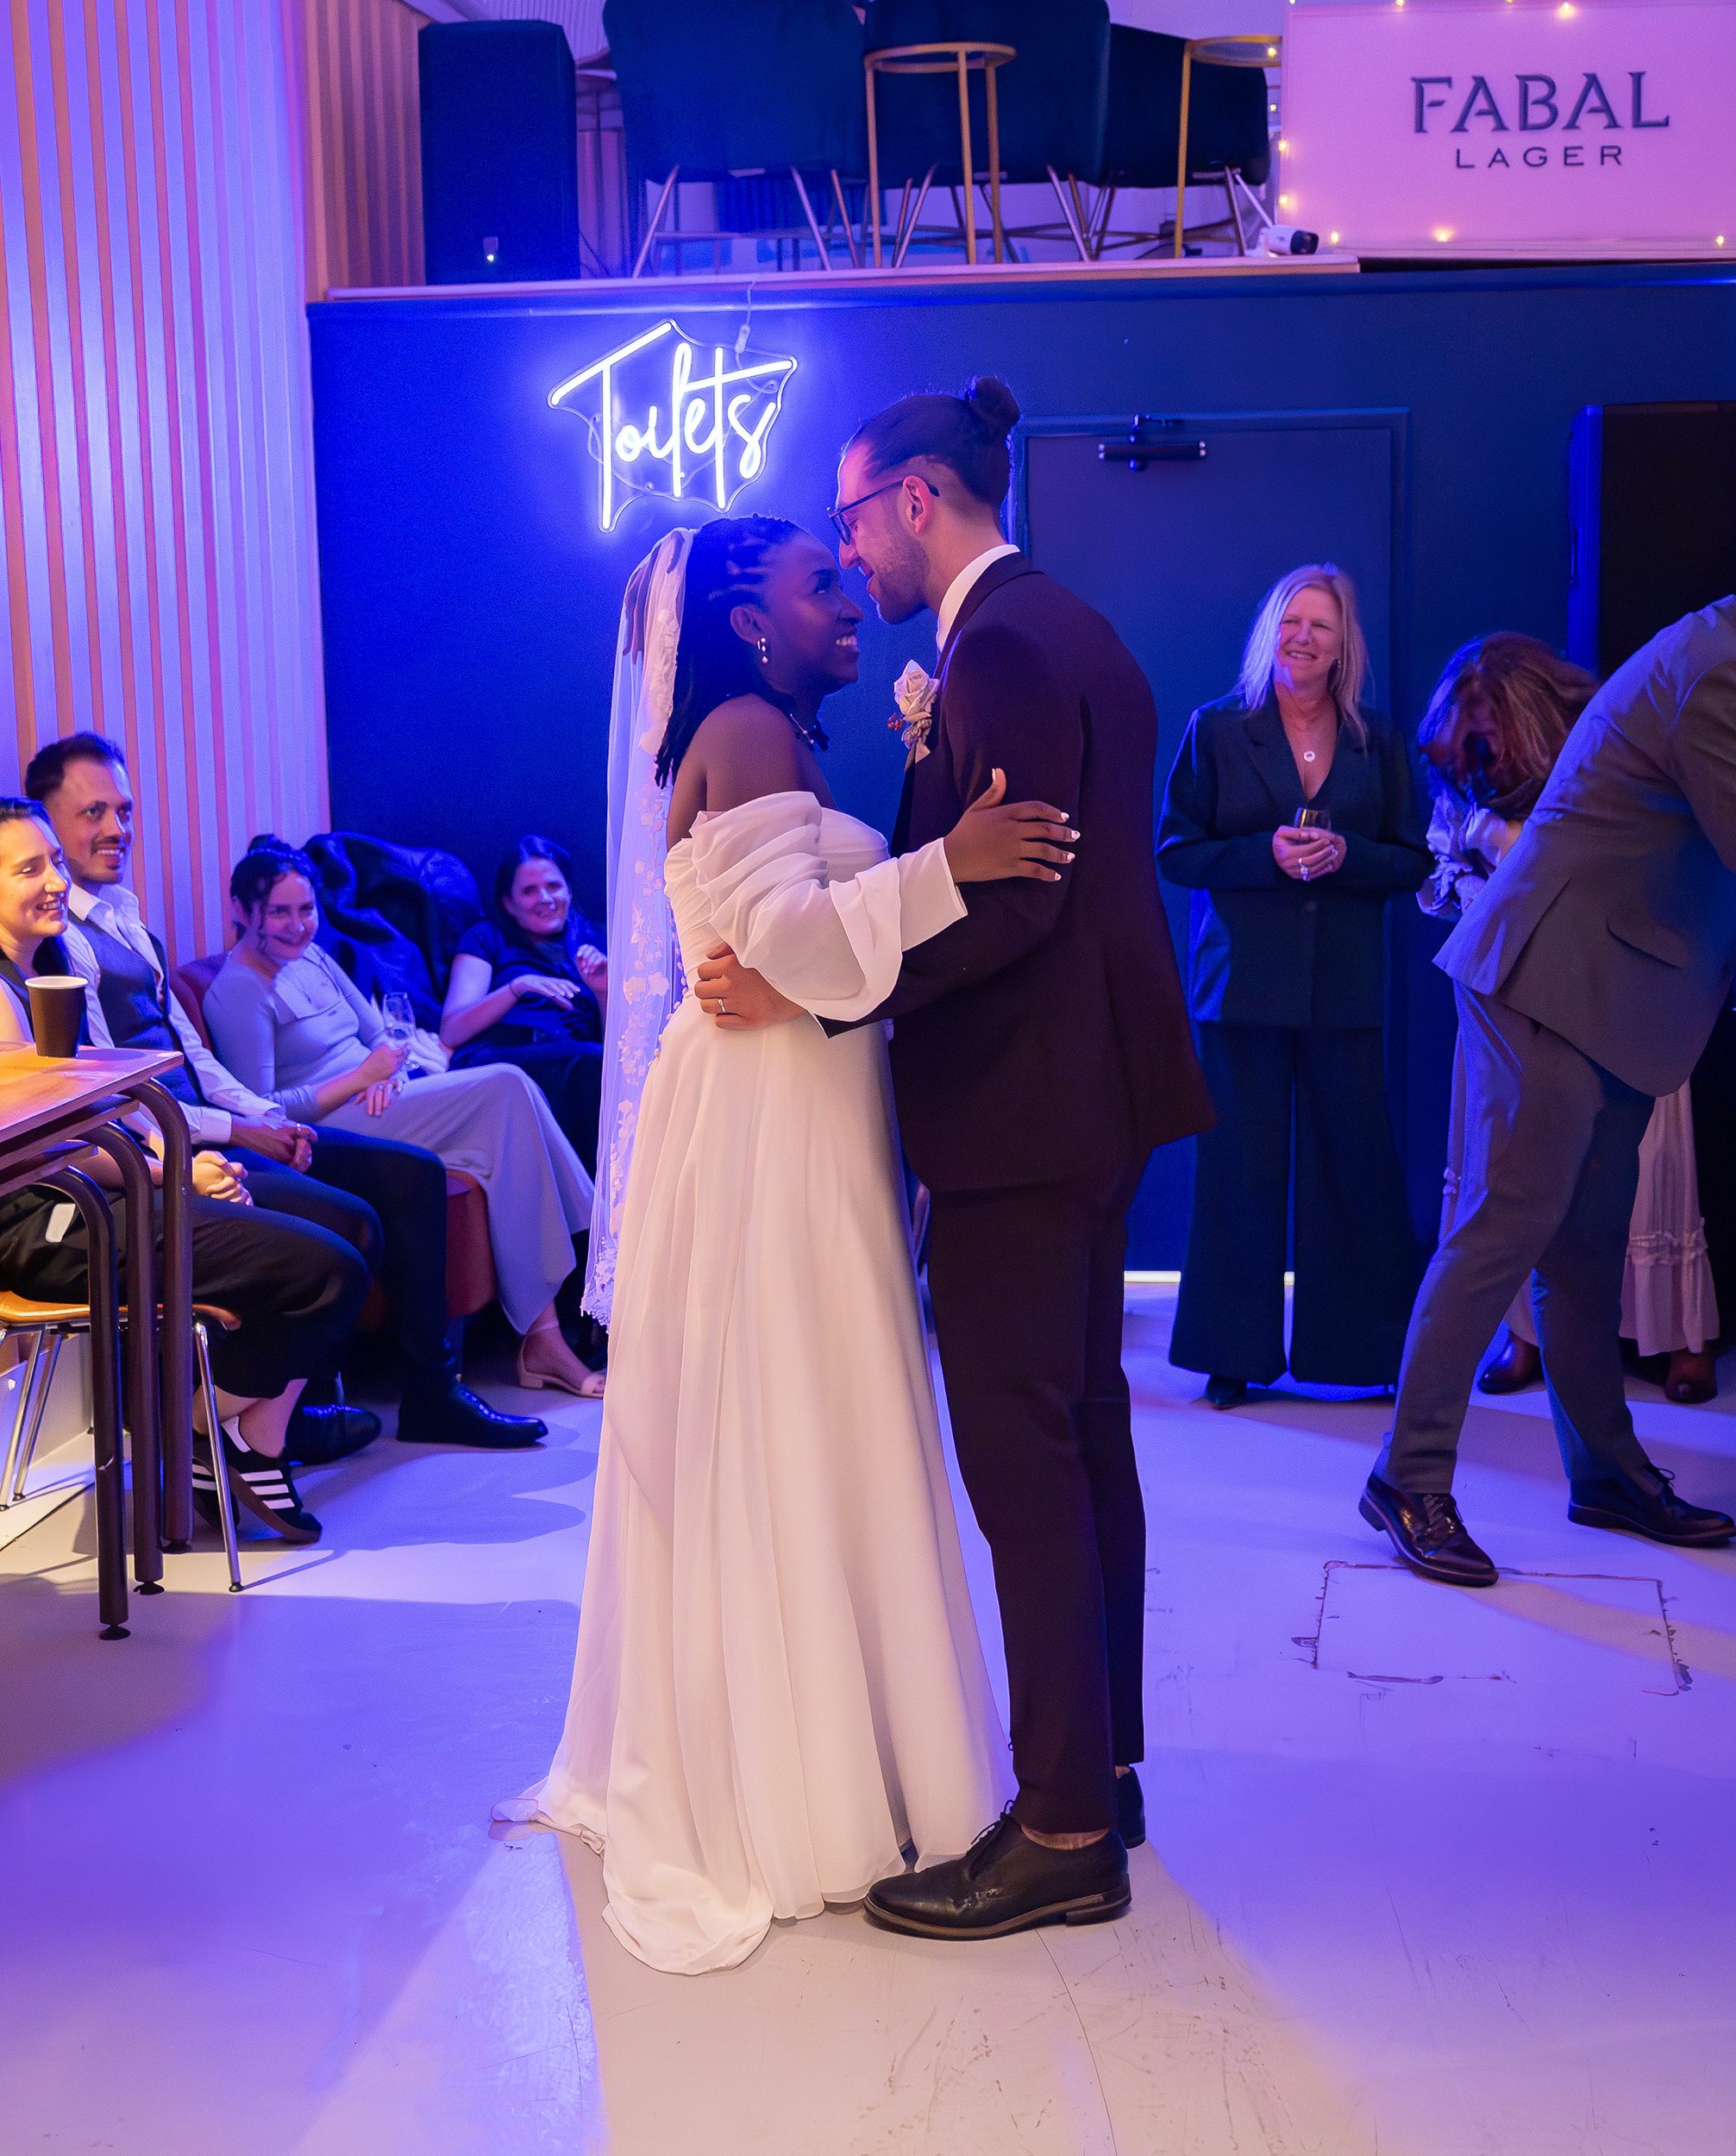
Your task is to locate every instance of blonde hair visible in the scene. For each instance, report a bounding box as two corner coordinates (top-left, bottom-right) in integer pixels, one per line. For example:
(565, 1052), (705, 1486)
(1238, 564), (1369, 748)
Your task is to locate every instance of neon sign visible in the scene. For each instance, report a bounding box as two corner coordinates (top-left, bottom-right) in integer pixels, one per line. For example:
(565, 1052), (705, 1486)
(548, 319), (798, 531)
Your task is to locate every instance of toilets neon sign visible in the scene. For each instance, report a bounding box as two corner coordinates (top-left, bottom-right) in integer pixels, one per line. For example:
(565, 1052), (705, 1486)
(548, 319), (798, 530)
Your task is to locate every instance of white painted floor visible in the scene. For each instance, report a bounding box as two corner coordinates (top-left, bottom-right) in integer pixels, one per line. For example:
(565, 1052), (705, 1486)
(2, 1282), (1733, 2156)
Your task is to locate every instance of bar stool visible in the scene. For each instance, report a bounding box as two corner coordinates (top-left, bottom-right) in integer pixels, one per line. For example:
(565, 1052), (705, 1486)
(1175, 34), (1280, 257)
(865, 40), (1015, 267)
(0, 1291), (246, 1593)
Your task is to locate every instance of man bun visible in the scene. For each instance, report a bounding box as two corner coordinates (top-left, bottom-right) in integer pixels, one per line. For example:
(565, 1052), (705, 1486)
(964, 375), (1020, 441)
(847, 375), (1024, 509)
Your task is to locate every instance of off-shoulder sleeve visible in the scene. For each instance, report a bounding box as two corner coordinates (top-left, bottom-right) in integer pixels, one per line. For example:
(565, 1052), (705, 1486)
(689, 792), (964, 1022)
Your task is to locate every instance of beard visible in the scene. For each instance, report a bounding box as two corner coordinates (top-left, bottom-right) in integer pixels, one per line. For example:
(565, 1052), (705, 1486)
(863, 528), (929, 624)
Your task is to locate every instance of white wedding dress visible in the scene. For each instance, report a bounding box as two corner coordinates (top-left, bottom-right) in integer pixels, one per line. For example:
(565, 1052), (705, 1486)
(518, 791), (1012, 1974)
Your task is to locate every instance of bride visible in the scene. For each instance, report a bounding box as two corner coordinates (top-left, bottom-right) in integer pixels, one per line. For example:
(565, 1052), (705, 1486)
(511, 516), (1076, 1973)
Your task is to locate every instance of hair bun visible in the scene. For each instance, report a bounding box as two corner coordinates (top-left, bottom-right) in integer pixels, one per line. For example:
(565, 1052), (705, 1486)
(963, 375), (1020, 440)
(243, 831), (291, 857)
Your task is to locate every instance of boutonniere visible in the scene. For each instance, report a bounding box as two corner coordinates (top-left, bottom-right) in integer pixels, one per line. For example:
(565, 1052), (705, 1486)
(889, 660), (939, 759)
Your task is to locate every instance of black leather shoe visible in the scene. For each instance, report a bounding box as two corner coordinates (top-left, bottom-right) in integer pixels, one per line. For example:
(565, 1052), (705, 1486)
(398, 1378), (545, 1449)
(1476, 1331), (1543, 1395)
(1359, 1470), (1498, 1586)
(1569, 1463), (1735, 1547)
(1205, 1376), (1249, 1410)
(284, 1402), (381, 1466)
(865, 1809), (1129, 1940)
(1115, 1768), (1145, 1851)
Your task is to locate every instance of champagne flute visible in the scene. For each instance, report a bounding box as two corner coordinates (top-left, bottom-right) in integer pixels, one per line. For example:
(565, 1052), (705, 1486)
(1294, 803), (1332, 882)
(382, 990), (416, 1093)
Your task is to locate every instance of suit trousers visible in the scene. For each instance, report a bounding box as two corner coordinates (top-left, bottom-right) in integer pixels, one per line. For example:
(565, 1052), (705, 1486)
(0, 1192), (369, 1399)
(1377, 985), (1657, 1494)
(245, 1128), (455, 1385)
(1171, 1023), (1420, 1387)
(924, 1165), (1146, 1835)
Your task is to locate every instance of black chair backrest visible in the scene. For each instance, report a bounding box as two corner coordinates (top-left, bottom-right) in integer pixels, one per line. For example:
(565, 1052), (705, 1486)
(863, 0), (1110, 186)
(605, 0), (867, 190)
(1102, 27), (1272, 190)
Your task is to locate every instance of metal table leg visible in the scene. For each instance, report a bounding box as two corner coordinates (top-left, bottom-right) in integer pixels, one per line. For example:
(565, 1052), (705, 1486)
(133, 1082), (193, 1551)
(43, 1165), (128, 1639)
(91, 1124), (161, 1592)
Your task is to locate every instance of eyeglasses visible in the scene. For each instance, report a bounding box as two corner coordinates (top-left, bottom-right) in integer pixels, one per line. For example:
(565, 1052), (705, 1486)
(827, 474), (938, 544)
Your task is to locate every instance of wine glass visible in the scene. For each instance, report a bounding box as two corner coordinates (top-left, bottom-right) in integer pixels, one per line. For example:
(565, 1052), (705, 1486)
(382, 990), (415, 1092)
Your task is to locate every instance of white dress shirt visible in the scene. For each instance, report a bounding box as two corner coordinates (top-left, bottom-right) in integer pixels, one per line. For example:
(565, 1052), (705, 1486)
(936, 542), (1019, 653)
(62, 882), (284, 1146)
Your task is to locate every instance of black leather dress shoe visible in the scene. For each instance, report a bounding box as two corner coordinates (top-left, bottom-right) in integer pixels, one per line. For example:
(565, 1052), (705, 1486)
(1569, 1463), (1735, 1547)
(284, 1402), (381, 1466)
(1359, 1470), (1498, 1587)
(1205, 1376), (1249, 1410)
(398, 1379), (546, 1449)
(1476, 1331), (1543, 1395)
(1115, 1768), (1145, 1851)
(865, 1810), (1129, 1940)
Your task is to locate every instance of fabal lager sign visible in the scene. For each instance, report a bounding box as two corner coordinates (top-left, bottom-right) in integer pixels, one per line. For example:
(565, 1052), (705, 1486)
(549, 319), (798, 530)
(1282, 0), (1736, 256)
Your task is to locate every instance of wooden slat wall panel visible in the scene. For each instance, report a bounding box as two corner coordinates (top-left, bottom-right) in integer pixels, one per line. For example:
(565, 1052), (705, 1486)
(298, 0), (422, 298)
(0, 0), (424, 963)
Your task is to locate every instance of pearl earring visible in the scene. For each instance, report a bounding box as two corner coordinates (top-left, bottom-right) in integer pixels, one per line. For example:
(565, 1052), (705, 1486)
(756, 636), (769, 667)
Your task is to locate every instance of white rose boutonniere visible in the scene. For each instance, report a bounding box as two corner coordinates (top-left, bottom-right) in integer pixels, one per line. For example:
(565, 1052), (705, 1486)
(890, 660), (939, 760)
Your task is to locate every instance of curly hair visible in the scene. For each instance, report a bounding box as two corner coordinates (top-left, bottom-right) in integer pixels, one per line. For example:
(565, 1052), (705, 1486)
(656, 515), (802, 787)
(1417, 633), (1595, 798)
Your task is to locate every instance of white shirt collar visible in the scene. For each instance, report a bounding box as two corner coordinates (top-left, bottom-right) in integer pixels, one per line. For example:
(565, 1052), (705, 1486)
(936, 542), (1019, 653)
(68, 879), (142, 931)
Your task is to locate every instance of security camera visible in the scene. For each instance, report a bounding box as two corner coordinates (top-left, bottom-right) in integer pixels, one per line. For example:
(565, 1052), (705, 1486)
(1259, 224), (1320, 256)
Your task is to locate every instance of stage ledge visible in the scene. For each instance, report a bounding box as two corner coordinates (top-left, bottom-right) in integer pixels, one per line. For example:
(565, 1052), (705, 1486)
(323, 253), (1363, 304)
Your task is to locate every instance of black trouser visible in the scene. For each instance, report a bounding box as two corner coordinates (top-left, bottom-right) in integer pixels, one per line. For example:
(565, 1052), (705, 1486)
(233, 1128), (456, 1388)
(452, 1039), (603, 1174)
(0, 1193), (368, 1398)
(924, 1163), (1145, 1835)
(1171, 1021), (1420, 1388)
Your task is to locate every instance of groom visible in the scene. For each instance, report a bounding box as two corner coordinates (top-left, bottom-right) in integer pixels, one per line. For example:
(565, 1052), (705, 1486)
(698, 377), (1213, 1937)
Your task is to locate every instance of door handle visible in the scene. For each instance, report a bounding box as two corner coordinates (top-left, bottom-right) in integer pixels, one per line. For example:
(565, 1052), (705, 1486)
(1099, 418), (1206, 471)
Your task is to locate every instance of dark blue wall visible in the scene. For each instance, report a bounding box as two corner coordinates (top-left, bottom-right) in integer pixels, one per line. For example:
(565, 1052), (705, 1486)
(307, 262), (1736, 1236)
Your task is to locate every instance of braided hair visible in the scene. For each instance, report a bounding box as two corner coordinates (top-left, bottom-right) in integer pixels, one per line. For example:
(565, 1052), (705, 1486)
(230, 832), (317, 916)
(656, 515), (801, 787)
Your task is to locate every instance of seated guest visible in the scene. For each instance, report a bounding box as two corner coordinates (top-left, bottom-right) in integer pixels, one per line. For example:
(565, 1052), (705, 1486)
(206, 840), (603, 1399)
(1159, 564), (1431, 1407)
(1419, 633), (1720, 1404)
(23, 734), (542, 1453)
(0, 799), (369, 1542)
(439, 837), (605, 1172)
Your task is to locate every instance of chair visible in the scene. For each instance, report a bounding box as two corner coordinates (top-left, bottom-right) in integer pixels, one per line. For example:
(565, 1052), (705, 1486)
(603, 0), (868, 275)
(862, 0), (1110, 265)
(0, 1290), (246, 1593)
(1094, 27), (1275, 260)
(170, 958), (498, 1322)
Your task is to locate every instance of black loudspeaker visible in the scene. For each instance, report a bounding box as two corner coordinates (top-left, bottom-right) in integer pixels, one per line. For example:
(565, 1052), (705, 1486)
(418, 22), (581, 285)
(1569, 401), (1736, 675)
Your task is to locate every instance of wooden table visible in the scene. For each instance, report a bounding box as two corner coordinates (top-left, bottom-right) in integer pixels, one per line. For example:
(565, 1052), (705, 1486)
(0, 1046), (193, 1637)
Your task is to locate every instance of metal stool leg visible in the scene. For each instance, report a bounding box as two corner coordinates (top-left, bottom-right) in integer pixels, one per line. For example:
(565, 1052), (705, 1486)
(9, 1330), (63, 1505)
(2, 1329), (43, 1506)
(192, 1322), (242, 1594)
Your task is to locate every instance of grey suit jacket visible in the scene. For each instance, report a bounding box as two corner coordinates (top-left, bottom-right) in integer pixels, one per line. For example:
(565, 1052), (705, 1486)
(1437, 598), (1736, 1096)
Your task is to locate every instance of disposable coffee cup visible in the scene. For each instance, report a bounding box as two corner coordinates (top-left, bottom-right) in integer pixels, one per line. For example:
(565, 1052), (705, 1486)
(27, 975), (85, 1059)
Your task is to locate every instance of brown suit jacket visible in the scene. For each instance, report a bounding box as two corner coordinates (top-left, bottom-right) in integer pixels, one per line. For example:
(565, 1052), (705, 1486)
(860, 553), (1213, 1192)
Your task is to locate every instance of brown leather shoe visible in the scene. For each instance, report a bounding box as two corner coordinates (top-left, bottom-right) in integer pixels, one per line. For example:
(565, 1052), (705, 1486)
(1476, 1330), (1542, 1394)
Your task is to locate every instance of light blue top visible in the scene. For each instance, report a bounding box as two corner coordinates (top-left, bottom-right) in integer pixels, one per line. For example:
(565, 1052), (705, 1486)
(204, 944), (382, 1122)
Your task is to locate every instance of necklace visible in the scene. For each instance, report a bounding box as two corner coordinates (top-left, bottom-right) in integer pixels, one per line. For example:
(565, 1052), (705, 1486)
(787, 708), (829, 753)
